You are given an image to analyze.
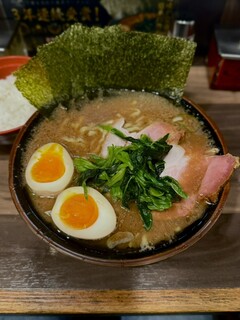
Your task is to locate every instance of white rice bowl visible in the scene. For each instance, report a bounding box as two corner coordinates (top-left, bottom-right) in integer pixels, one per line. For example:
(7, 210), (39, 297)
(0, 75), (36, 134)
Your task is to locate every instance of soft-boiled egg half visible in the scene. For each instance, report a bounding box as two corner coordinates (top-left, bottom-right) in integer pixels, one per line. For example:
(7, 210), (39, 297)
(51, 186), (117, 240)
(25, 142), (74, 196)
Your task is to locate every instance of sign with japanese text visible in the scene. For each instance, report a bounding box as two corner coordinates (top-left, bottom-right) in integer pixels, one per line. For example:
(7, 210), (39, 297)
(9, 0), (111, 36)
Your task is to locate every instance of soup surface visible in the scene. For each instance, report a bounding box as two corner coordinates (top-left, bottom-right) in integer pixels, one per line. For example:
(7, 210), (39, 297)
(21, 90), (218, 252)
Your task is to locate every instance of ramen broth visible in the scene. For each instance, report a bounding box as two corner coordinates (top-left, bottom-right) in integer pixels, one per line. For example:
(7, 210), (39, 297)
(22, 90), (216, 251)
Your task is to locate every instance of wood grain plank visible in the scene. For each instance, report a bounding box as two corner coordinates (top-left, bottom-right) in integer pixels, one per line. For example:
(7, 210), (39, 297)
(0, 214), (239, 291)
(185, 66), (240, 104)
(0, 144), (13, 156)
(202, 104), (240, 155)
(0, 159), (18, 215)
(0, 289), (239, 313)
(223, 180), (240, 214)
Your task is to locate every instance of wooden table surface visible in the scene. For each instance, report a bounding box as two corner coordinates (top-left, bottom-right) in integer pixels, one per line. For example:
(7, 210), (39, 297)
(1, 66), (240, 314)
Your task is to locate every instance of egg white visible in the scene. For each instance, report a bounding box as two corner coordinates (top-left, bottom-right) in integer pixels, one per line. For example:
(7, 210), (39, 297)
(25, 142), (74, 196)
(51, 186), (117, 240)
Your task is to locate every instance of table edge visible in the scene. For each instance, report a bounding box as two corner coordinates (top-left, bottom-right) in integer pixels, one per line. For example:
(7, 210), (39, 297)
(1, 288), (240, 313)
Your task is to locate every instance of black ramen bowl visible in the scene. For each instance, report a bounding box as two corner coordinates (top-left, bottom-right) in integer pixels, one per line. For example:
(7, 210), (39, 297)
(9, 95), (229, 267)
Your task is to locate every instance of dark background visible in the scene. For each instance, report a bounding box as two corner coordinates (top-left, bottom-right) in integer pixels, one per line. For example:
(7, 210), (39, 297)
(1, 0), (240, 56)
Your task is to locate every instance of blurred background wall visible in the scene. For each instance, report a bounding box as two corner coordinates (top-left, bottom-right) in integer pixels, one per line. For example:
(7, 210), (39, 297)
(0, 0), (239, 56)
(102, 0), (239, 54)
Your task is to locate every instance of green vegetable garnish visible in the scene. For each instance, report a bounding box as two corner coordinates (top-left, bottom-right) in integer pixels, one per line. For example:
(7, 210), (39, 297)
(74, 127), (188, 230)
(15, 24), (196, 109)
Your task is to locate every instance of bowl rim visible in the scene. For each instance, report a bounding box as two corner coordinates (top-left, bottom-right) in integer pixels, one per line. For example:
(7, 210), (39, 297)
(0, 55), (30, 64)
(0, 125), (22, 136)
(8, 95), (230, 267)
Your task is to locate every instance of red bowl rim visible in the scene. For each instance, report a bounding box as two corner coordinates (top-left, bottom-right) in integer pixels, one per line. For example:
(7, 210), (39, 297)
(0, 125), (22, 136)
(0, 55), (30, 64)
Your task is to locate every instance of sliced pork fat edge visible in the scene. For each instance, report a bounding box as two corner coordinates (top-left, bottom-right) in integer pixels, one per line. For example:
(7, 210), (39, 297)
(100, 118), (239, 219)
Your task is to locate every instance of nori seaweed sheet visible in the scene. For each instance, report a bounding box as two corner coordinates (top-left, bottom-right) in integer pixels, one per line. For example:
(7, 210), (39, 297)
(15, 24), (196, 109)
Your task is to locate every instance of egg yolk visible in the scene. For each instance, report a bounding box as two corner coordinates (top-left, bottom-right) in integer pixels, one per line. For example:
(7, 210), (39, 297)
(59, 194), (99, 229)
(31, 144), (65, 183)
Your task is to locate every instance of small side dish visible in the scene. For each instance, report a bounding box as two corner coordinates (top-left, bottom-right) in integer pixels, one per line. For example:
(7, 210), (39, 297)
(0, 56), (35, 136)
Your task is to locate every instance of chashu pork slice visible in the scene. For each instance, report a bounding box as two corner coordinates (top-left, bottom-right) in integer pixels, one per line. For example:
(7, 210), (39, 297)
(153, 153), (239, 220)
(100, 118), (129, 158)
(160, 144), (189, 181)
(100, 118), (184, 157)
(136, 120), (184, 144)
(100, 117), (239, 220)
(199, 153), (239, 201)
